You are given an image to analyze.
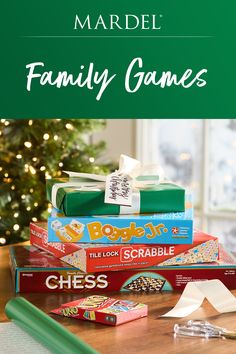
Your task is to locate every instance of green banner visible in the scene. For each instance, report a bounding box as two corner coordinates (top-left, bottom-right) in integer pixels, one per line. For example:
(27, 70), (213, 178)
(0, 1), (236, 118)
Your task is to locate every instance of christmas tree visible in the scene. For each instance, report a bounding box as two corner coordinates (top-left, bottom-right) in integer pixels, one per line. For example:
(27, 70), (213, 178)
(0, 119), (110, 245)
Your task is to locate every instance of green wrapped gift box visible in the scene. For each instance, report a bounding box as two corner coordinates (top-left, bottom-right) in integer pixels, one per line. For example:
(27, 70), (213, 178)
(46, 178), (185, 216)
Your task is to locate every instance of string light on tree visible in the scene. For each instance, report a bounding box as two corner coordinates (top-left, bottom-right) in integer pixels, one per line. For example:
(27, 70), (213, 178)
(45, 171), (52, 179)
(43, 133), (50, 140)
(65, 123), (73, 130)
(24, 141), (32, 148)
(13, 224), (20, 231)
(29, 166), (36, 174)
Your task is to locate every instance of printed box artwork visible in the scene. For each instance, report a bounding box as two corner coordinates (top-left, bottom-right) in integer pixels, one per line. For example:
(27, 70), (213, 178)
(124, 277), (166, 292)
(10, 245), (236, 293)
(47, 197), (193, 245)
(30, 222), (218, 272)
(46, 178), (185, 216)
(51, 295), (148, 326)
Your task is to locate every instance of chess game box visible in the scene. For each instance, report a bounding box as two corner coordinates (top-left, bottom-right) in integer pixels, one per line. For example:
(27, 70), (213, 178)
(10, 245), (236, 293)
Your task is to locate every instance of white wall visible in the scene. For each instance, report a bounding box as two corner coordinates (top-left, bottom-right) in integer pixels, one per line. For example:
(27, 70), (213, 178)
(93, 119), (136, 162)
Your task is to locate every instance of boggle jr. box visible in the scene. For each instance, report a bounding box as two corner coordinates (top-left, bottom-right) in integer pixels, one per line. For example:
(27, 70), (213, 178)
(30, 222), (218, 272)
(47, 198), (193, 245)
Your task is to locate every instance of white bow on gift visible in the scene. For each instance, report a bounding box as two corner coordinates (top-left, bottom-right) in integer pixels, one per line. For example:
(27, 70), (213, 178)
(51, 154), (166, 214)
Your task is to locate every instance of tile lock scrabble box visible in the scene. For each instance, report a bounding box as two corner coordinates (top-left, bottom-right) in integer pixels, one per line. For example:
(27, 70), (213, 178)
(47, 197), (193, 245)
(30, 222), (218, 272)
(10, 245), (236, 293)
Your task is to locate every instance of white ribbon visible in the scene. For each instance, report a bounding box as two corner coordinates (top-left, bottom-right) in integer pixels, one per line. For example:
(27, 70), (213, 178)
(120, 190), (141, 214)
(64, 154), (165, 186)
(51, 154), (166, 212)
(162, 280), (236, 318)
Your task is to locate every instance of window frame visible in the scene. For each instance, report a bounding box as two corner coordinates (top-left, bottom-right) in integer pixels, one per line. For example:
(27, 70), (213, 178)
(136, 119), (236, 232)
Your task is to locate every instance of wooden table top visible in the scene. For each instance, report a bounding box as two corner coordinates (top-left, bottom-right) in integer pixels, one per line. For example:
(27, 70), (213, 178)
(1, 243), (236, 354)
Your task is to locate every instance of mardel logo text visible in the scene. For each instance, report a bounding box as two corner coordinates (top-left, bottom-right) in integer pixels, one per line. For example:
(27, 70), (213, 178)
(74, 14), (163, 31)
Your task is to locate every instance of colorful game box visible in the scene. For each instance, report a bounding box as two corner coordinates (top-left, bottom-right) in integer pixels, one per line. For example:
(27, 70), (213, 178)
(30, 222), (218, 272)
(10, 245), (236, 293)
(51, 295), (148, 326)
(47, 196), (193, 245)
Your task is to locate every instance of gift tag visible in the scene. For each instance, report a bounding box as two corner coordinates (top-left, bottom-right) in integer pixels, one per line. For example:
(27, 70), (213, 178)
(105, 172), (133, 206)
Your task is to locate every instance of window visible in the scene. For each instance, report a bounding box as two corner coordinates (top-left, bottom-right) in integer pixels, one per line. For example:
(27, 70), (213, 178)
(136, 119), (236, 251)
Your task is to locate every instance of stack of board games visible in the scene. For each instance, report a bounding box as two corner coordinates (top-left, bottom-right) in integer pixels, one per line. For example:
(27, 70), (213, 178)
(29, 192), (220, 273)
(30, 223), (218, 272)
(12, 158), (234, 294)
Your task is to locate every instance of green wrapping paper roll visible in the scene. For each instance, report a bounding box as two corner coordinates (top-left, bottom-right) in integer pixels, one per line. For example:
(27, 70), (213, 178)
(46, 178), (185, 216)
(5, 297), (98, 354)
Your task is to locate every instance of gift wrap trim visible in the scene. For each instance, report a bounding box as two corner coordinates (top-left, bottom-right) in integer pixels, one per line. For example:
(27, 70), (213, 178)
(47, 179), (185, 216)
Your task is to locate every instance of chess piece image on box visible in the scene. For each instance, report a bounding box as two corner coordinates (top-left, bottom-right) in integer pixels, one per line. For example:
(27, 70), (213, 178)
(123, 274), (167, 293)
